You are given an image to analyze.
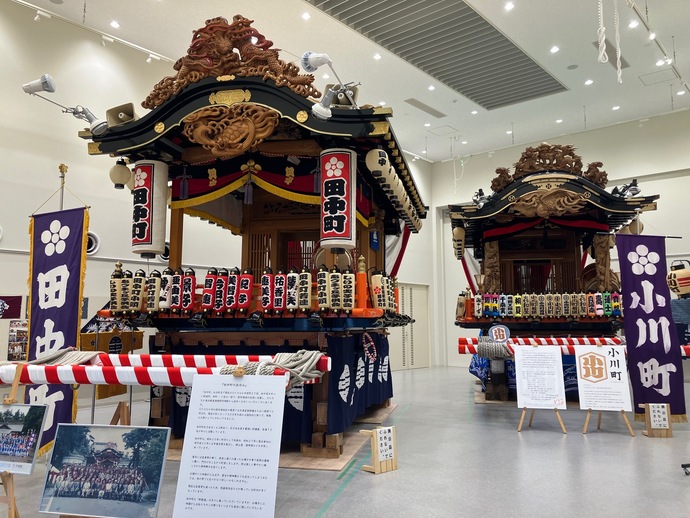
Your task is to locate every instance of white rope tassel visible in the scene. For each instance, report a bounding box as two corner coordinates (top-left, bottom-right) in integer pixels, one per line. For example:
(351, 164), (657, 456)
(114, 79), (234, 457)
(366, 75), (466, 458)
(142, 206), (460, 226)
(613, 0), (623, 83)
(597, 0), (609, 63)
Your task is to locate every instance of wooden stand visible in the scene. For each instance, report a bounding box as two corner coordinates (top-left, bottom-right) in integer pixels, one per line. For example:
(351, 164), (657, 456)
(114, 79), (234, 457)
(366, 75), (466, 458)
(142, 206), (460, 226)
(517, 407), (567, 434)
(640, 403), (673, 438)
(0, 363), (24, 518)
(359, 426), (397, 474)
(582, 409), (635, 436)
(109, 401), (131, 426)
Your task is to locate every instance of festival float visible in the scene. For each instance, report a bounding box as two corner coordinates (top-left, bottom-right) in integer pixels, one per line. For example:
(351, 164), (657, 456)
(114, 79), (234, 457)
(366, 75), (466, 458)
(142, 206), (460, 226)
(447, 143), (687, 418)
(77, 15), (426, 457)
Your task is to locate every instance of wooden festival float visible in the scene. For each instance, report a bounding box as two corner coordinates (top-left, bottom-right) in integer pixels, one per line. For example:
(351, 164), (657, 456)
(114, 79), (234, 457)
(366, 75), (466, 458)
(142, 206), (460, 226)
(78, 15), (426, 457)
(448, 143), (658, 400)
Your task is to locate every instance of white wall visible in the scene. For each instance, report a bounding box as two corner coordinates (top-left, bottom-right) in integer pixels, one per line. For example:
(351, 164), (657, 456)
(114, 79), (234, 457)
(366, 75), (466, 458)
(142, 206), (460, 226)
(431, 109), (690, 367)
(0, 2), (243, 297)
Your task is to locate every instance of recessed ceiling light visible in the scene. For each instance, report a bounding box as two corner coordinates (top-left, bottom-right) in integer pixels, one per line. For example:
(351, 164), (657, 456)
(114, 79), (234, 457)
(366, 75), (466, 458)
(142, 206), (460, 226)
(656, 59), (666, 66)
(322, 73), (330, 79)
(666, 57), (673, 65)
(556, 119), (563, 123)
(504, 2), (515, 11)
(110, 20), (120, 29)
(648, 31), (656, 40)
(677, 90), (686, 96)
(628, 20), (639, 29)
(471, 110), (478, 115)
(428, 85), (435, 91)
(424, 123), (431, 127)
(461, 141), (468, 145)
(612, 105), (620, 111)
(379, 101), (386, 106)
(373, 53), (382, 60)
(584, 79), (594, 86)
(506, 130), (512, 135)
(550, 46), (560, 54)
(421, 150), (427, 154)
(302, 12), (311, 20)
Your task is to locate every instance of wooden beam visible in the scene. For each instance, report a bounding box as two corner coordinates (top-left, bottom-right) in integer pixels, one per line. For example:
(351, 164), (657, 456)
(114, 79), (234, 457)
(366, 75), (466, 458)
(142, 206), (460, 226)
(169, 207), (184, 270)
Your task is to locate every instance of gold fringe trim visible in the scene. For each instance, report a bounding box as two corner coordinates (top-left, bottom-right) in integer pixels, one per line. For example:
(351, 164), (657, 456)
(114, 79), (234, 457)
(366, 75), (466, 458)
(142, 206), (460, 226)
(77, 209), (89, 350)
(27, 217), (35, 347)
(357, 211), (369, 228)
(171, 176), (249, 209)
(251, 176), (320, 205)
(183, 208), (242, 235)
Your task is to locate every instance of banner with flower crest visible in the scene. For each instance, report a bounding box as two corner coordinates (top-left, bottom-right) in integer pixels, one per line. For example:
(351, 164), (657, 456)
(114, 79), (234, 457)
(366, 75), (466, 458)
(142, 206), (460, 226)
(26, 207), (89, 455)
(616, 234), (686, 421)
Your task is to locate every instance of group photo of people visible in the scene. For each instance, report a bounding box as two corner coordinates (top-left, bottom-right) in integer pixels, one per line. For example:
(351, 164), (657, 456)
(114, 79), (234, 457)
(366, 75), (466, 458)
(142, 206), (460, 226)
(0, 429), (37, 458)
(0, 403), (46, 475)
(47, 463), (146, 502)
(40, 424), (170, 518)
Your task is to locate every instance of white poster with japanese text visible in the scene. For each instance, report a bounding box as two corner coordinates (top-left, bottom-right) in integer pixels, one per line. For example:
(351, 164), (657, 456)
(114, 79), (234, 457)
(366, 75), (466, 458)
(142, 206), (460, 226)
(514, 346), (566, 409)
(173, 373), (287, 518)
(575, 345), (632, 412)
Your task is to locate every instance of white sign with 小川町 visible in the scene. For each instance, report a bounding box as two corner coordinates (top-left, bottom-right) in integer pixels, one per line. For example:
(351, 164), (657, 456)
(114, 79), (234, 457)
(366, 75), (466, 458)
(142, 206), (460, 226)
(575, 345), (632, 412)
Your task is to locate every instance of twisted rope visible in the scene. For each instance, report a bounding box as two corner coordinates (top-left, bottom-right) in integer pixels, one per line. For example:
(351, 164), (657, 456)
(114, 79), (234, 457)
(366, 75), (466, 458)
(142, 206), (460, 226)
(475, 340), (512, 359)
(219, 350), (326, 389)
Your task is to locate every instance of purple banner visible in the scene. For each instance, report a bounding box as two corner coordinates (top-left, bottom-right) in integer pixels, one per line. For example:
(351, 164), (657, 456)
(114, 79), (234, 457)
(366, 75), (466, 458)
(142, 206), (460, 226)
(617, 234), (686, 419)
(26, 208), (88, 454)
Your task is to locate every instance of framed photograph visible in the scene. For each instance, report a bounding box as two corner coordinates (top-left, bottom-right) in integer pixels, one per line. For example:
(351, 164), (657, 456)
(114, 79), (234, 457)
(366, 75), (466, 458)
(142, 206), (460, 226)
(0, 403), (47, 475)
(6, 320), (28, 362)
(39, 424), (171, 518)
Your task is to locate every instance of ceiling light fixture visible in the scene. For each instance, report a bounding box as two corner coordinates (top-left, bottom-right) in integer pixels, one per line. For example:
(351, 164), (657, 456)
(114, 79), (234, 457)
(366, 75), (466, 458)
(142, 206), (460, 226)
(424, 123), (430, 127)
(506, 130), (512, 135)
(461, 141), (468, 145)
(677, 90), (686, 96)
(379, 101), (386, 106)
(428, 85), (435, 91)
(146, 54), (161, 64)
(612, 105), (620, 110)
(550, 46), (560, 54)
(373, 53), (382, 60)
(584, 79), (594, 85)
(110, 20), (120, 29)
(628, 20), (639, 28)
(648, 31), (656, 40)
(656, 58), (665, 67)
(471, 110), (478, 115)
(504, 2), (515, 11)
(101, 35), (114, 46)
(34, 10), (51, 22)
(302, 12), (311, 20)
(556, 119), (563, 123)
(22, 74), (108, 136)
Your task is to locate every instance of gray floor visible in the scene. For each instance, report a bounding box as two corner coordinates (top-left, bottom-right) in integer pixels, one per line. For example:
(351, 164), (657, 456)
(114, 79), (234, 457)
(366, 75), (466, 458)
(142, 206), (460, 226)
(11, 366), (690, 517)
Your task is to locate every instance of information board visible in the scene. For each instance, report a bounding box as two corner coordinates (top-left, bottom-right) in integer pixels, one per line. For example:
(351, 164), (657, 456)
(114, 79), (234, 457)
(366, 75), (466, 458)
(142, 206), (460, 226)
(575, 345), (632, 412)
(514, 346), (566, 409)
(173, 374), (287, 518)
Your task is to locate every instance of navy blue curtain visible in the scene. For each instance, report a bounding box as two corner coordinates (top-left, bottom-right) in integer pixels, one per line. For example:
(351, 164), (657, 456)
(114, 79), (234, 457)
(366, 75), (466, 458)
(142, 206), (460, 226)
(327, 333), (393, 434)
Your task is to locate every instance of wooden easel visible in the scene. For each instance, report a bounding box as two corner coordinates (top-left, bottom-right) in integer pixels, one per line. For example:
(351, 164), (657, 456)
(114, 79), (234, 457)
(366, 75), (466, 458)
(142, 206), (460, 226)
(109, 401), (131, 426)
(517, 407), (567, 434)
(0, 363), (25, 518)
(582, 409), (635, 436)
(359, 426), (398, 474)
